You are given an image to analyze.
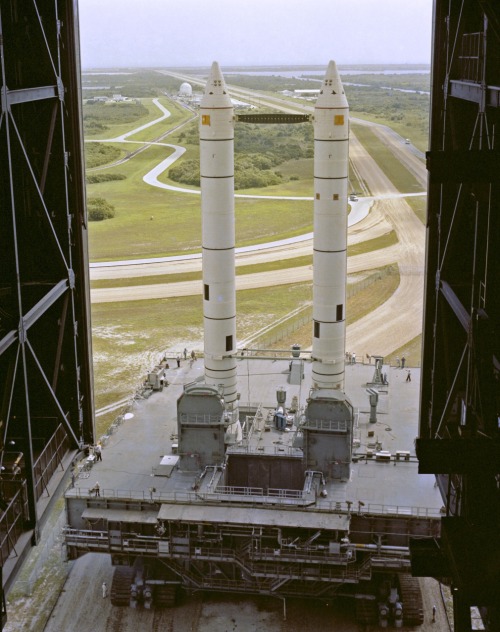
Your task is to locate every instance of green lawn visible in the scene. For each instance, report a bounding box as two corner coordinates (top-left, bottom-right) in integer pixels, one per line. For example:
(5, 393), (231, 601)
(384, 334), (422, 367)
(91, 231), (398, 290)
(88, 176), (314, 261)
(269, 265), (401, 351)
(84, 97), (190, 141)
(352, 123), (423, 193)
(92, 282), (313, 430)
(86, 100), (421, 263)
(406, 195), (427, 225)
(86, 86), (422, 422)
(353, 111), (429, 153)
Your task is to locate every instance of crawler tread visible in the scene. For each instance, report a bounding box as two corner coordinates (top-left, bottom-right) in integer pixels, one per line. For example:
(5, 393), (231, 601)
(110, 566), (135, 607)
(399, 574), (424, 626)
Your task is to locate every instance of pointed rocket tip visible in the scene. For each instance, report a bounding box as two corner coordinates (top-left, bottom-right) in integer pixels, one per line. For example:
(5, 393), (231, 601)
(324, 60), (340, 83)
(315, 60), (348, 108)
(209, 60), (222, 76)
(201, 61), (232, 108)
(205, 61), (224, 88)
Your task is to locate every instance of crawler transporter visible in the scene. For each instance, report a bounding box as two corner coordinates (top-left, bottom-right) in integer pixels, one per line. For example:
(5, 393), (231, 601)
(64, 355), (441, 627)
(63, 62), (441, 627)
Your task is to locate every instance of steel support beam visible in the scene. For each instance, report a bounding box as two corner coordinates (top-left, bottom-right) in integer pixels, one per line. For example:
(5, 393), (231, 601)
(418, 2), (499, 630)
(449, 80), (500, 106)
(427, 149), (500, 181)
(6, 86), (58, 106)
(0, 0), (95, 610)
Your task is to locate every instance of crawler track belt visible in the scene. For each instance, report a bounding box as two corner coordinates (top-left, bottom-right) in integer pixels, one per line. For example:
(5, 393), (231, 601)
(110, 566), (135, 606)
(154, 584), (177, 608)
(356, 598), (377, 625)
(399, 574), (424, 626)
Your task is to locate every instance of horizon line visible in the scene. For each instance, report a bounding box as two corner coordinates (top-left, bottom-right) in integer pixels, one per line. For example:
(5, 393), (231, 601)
(81, 62), (431, 71)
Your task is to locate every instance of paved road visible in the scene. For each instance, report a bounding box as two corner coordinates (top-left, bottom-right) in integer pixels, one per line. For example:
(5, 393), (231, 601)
(89, 75), (427, 358)
(344, 130), (425, 357)
(39, 552), (447, 632)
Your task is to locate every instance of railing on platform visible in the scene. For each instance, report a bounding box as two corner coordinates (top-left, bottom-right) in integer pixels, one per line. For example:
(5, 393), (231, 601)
(302, 418), (349, 432)
(227, 443), (302, 457)
(0, 481), (28, 565)
(34, 423), (68, 501)
(65, 487), (443, 519)
(179, 413), (224, 425)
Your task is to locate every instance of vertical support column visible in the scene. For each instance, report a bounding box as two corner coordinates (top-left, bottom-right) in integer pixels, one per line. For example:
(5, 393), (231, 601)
(312, 61), (349, 390)
(199, 62), (239, 438)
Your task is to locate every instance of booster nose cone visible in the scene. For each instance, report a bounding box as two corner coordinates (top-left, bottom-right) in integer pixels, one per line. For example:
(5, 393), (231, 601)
(311, 61), (349, 391)
(201, 61), (232, 109)
(315, 60), (348, 109)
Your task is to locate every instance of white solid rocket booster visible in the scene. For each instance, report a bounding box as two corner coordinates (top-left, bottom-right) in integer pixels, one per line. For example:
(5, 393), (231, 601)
(199, 62), (239, 421)
(312, 60), (349, 390)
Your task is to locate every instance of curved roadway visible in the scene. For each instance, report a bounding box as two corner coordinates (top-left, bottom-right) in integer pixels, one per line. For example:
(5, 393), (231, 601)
(90, 78), (427, 357)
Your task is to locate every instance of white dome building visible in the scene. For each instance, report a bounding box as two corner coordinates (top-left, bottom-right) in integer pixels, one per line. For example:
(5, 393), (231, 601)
(179, 82), (193, 98)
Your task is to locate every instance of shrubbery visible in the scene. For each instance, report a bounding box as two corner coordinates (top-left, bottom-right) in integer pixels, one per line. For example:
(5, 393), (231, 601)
(234, 156), (283, 189)
(168, 160), (199, 186)
(168, 122), (312, 189)
(86, 173), (127, 184)
(87, 197), (116, 221)
(168, 156), (286, 190)
(83, 101), (149, 135)
(83, 71), (181, 98)
(85, 143), (122, 169)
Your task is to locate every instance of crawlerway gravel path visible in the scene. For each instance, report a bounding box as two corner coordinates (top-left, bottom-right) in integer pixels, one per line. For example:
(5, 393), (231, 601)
(42, 553), (448, 632)
(90, 121), (426, 358)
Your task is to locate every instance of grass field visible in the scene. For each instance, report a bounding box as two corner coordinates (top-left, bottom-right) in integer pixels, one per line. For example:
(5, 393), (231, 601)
(86, 82), (424, 424)
(351, 123), (423, 193)
(262, 266), (401, 363)
(90, 230), (398, 290)
(342, 73), (430, 152)
(352, 111), (429, 153)
(84, 97), (191, 141)
(92, 282), (312, 432)
(92, 264), (405, 435)
(87, 124), (410, 262)
(84, 91), (422, 263)
(406, 195), (427, 225)
(383, 335), (422, 368)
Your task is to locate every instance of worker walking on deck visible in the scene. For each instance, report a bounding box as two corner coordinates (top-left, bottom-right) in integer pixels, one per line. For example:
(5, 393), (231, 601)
(432, 604), (436, 622)
(102, 581), (107, 598)
(406, 369), (411, 382)
(95, 443), (102, 462)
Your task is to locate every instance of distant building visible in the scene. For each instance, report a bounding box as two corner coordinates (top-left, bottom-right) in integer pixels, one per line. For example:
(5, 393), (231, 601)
(179, 82), (193, 98)
(231, 98), (256, 110)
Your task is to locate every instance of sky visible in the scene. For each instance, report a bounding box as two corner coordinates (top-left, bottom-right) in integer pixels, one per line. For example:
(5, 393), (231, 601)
(78, 0), (433, 69)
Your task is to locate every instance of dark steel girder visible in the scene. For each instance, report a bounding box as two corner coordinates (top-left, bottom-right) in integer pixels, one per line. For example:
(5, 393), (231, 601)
(449, 80), (500, 106)
(419, 2), (500, 630)
(0, 281), (70, 352)
(427, 149), (500, 181)
(5, 85), (58, 106)
(0, 0), (95, 600)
